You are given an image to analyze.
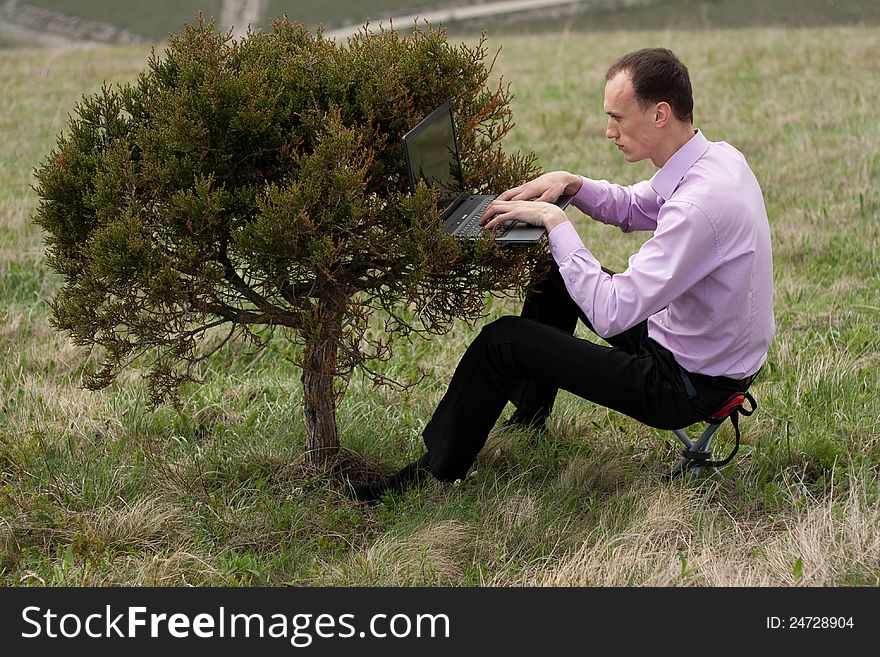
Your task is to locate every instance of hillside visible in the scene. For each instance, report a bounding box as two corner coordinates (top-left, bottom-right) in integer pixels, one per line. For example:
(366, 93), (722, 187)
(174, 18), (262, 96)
(2, 0), (880, 47)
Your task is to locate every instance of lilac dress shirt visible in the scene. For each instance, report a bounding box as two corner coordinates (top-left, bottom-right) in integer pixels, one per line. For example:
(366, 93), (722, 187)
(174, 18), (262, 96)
(548, 130), (775, 379)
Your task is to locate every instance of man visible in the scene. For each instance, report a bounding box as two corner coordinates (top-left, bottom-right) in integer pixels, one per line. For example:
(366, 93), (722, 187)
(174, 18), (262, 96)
(352, 47), (774, 501)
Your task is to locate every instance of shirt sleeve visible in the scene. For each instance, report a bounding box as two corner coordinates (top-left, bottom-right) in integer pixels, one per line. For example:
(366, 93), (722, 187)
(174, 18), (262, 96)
(547, 200), (721, 338)
(571, 177), (661, 232)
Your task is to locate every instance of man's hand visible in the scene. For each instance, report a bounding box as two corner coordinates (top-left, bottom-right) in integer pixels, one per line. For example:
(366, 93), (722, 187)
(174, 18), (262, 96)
(481, 199), (569, 232)
(494, 170), (583, 203)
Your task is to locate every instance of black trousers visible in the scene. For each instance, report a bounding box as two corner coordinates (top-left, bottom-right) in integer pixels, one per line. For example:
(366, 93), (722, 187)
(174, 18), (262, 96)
(421, 261), (749, 482)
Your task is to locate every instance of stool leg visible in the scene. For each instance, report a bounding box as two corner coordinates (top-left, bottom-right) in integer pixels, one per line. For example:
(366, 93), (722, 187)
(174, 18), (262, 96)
(670, 429), (694, 478)
(670, 423), (722, 479)
(687, 423), (722, 478)
(673, 429), (693, 450)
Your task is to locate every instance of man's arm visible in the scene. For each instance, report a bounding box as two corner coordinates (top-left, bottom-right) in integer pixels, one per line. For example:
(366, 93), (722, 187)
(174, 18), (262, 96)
(494, 171), (662, 232)
(549, 200), (719, 337)
(571, 177), (662, 232)
(493, 171), (583, 204)
(482, 173), (662, 235)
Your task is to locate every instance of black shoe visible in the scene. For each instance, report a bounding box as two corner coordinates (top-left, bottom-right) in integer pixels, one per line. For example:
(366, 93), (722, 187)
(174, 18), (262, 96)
(350, 453), (432, 502)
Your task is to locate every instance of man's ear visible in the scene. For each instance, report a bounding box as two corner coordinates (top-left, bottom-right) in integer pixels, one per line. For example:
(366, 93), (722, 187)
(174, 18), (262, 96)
(654, 102), (672, 126)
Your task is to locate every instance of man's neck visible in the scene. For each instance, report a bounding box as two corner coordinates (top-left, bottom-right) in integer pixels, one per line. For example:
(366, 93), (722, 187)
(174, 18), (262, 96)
(652, 124), (696, 168)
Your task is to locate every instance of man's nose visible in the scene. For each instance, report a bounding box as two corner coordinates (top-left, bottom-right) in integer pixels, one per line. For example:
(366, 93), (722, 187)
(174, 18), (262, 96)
(606, 118), (618, 140)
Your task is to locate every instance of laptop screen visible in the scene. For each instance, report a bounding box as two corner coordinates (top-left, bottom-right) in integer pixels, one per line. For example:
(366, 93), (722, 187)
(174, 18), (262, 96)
(402, 102), (465, 212)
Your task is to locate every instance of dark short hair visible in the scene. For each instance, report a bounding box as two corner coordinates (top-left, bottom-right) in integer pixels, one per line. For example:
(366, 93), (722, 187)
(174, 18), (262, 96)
(606, 48), (694, 123)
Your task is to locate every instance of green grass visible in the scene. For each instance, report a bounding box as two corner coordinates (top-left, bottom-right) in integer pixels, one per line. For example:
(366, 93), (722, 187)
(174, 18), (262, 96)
(1, 26), (879, 586)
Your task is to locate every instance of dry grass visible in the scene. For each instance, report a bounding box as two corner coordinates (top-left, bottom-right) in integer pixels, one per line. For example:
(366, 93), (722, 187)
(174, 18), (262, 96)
(72, 497), (187, 553)
(313, 521), (476, 586)
(4, 494), (223, 586)
(539, 473), (879, 586)
(17, 549), (228, 586)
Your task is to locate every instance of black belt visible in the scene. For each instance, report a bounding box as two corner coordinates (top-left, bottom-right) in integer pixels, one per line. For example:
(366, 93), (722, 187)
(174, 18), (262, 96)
(680, 369), (758, 400)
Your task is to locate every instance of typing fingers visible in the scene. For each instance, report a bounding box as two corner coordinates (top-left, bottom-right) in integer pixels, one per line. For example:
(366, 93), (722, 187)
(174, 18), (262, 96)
(481, 201), (513, 228)
(495, 186), (524, 202)
(482, 211), (515, 230)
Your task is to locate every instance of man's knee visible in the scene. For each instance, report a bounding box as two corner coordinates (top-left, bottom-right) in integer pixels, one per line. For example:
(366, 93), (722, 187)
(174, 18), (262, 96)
(477, 315), (523, 345)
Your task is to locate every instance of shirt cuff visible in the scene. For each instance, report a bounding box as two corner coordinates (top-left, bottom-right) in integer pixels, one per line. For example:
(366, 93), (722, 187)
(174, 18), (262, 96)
(547, 220), (585, 265)
(571, 176), (599, 214)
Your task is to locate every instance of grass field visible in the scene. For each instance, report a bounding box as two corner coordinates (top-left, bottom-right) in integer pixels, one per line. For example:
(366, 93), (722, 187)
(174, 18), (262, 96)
(1, 25), (879, 586)
(14, 0), (880, 45)
(13, 0), (461, 41)
(494, 0), (880, 32)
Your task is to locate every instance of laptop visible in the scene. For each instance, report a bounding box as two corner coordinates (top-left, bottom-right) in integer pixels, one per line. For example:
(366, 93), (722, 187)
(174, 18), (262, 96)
(402, 101), (571, 245)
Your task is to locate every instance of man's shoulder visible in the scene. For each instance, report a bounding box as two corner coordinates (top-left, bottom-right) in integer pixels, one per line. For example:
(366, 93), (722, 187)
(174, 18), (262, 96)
(667, 140), (767, 244)
(706, 138), (751, 164)
(675, 140), (759, 205)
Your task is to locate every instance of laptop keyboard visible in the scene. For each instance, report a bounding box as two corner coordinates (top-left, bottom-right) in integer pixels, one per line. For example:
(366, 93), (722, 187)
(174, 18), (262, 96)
(453, 197), (511, 238)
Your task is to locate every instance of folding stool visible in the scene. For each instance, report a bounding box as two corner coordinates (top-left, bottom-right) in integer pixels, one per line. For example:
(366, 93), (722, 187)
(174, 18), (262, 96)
(670, 391), (757, 479)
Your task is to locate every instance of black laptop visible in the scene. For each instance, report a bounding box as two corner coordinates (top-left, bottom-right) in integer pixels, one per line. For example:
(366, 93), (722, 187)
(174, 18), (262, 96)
(402, 101), (571, 245)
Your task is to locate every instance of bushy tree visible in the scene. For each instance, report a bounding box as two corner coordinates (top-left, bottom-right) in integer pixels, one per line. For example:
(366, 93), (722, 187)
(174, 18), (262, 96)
(34, 17), (542, 468)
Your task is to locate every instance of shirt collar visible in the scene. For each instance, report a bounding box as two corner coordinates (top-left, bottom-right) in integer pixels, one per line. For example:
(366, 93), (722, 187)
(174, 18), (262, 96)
(650, 129), (709, 201)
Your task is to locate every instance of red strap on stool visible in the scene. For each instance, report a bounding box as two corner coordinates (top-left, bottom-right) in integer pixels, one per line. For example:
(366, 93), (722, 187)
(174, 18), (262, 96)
(685, 391), (757, 470)
(708, 393), (747, 422)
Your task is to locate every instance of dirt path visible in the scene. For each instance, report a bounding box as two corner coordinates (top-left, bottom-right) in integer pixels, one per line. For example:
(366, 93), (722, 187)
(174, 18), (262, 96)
(325, 0), (598, 40)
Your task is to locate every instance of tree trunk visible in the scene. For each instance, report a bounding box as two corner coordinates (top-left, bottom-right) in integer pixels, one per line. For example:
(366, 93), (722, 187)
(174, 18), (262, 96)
(301, 311), (341, 470)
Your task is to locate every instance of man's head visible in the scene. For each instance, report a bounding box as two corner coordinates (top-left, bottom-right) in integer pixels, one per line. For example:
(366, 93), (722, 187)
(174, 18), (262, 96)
(603, 48), (695, 167)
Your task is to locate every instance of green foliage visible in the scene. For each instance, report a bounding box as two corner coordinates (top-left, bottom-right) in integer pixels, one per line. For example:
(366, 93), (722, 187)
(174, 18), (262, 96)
(33, 17), (541, 408)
